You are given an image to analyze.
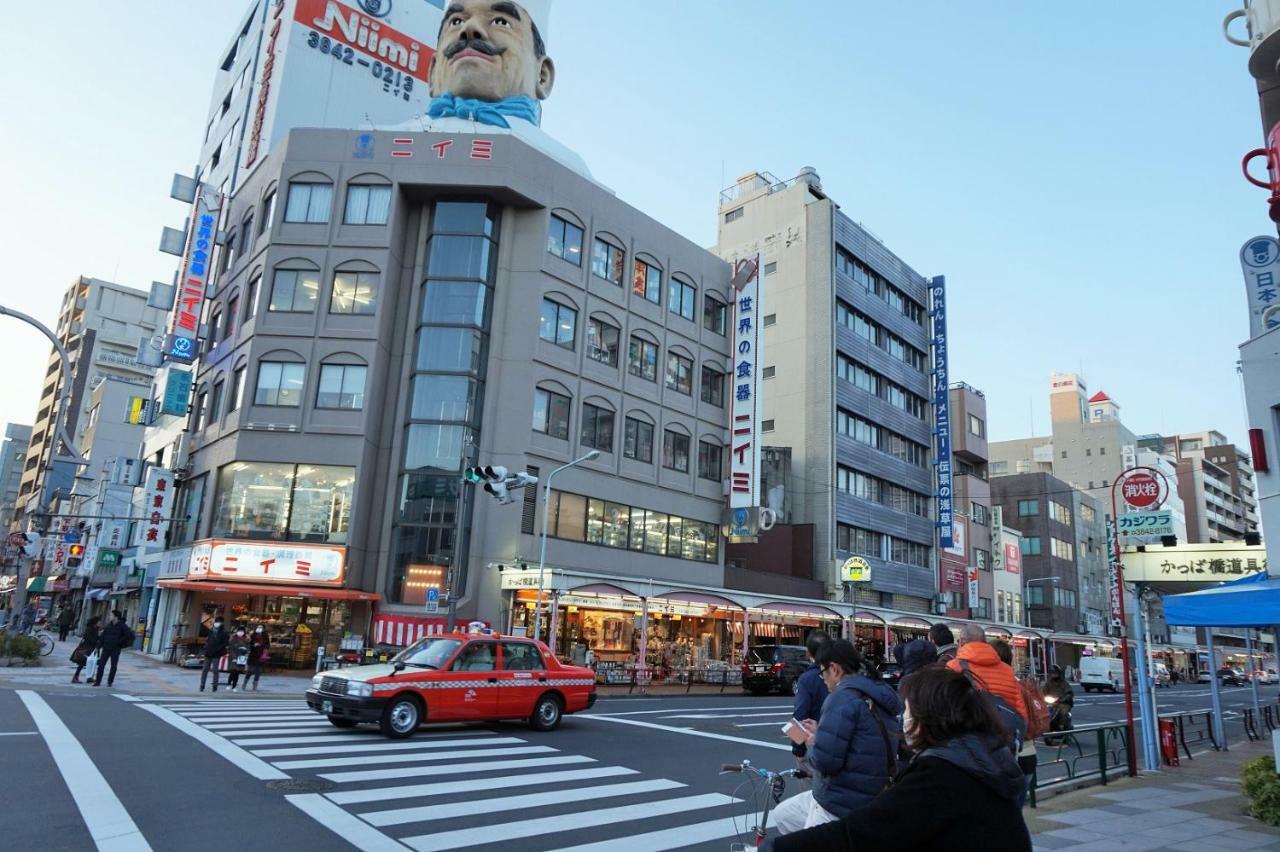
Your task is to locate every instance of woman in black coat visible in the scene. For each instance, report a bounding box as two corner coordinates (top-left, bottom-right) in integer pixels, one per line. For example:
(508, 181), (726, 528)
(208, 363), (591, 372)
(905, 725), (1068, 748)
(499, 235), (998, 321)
(768, 665), (1032, 852)
(71, 616), (101, 684)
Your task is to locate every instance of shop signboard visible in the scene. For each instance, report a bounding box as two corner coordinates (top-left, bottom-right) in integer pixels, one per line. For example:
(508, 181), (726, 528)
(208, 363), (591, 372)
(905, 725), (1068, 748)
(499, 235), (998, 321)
(1239, 235), (1280, 338)
(930, 275), (953, 549)
(729, 255), (765, 515)
(1004, 542), (1021, 575)
(1106, 516), (1123, 633)
(944, 517), (966, 557)
(158, 546), (192, 579)
(1120, 542), (1267, 584)
(1118, 510), (1174, 539)
(160, 368), (193, 416)
(97, 550), (121, 570)
(186, 540), (347, 586)
(139, 467), (175, 547)
(500, 571), (543, 591)
(839, 556), (871, 584)
(1118, 469), (1167, 510)
(991, 509), (1004, 571)
(967, 567), (979, 611)
(165, 189), (220, 363)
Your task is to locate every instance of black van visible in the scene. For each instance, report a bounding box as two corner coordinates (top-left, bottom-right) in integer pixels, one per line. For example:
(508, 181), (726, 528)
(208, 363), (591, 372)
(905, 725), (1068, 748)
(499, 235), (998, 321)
(742, 645), (810, 695)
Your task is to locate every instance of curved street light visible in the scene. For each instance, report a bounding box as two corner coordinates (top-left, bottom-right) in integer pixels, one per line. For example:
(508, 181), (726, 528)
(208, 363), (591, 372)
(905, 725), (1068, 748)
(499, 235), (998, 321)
(533, 450), (600, 646)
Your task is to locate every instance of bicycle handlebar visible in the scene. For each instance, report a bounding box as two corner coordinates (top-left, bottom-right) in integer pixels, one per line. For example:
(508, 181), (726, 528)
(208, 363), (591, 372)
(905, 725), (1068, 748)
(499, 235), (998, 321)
(720, 763), (743, 773)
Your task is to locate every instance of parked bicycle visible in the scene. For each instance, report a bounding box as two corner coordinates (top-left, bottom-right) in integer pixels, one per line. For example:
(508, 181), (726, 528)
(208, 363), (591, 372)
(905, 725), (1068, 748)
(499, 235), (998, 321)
(15, 621), (55, 657)
(718, 759), (809, 849)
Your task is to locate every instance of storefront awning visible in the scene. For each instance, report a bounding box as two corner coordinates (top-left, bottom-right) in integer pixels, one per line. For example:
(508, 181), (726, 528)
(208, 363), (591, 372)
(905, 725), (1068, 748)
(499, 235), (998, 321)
(373, 614), (449, 646)
(156, 579), (379, 601)
(26, 575), (47, 593)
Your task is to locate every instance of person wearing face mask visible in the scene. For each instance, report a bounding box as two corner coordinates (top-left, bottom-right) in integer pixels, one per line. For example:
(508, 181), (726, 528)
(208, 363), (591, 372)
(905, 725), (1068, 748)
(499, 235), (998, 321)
(246, 624), (269, 691)
(767, 666), (1031, 852)
(200, 615), (230, 692)
(226, 625), (251, 692)
(771, 639), (902, 835)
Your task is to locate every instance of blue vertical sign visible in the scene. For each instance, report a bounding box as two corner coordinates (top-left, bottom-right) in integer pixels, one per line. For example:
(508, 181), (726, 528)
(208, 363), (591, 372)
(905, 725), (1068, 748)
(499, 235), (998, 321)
(931, 275), (953, 549)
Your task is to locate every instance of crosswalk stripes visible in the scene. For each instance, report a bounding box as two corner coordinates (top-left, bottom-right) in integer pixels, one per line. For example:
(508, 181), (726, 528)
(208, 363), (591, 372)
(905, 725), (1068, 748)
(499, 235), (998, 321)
(136, 697), (754, 851)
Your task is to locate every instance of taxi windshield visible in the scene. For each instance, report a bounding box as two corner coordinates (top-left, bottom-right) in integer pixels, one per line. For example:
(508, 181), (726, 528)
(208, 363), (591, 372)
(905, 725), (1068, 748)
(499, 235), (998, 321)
(394, 637), (463, 669)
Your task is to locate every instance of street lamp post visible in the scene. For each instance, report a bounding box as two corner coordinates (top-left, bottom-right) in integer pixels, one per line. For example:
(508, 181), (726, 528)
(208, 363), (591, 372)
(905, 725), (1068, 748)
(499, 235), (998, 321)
(1024, 576), (1060, 678)
(533, 451), (600, 647)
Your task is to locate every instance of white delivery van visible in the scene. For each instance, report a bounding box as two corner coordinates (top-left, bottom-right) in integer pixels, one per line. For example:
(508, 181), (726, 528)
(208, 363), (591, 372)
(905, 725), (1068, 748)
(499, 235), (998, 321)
(1080, 656), (1125, 692)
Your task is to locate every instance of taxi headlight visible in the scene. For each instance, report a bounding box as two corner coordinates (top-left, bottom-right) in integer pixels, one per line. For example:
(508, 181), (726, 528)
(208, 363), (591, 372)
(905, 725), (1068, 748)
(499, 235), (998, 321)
(311, 675), (324, 690)
(346, 681), (373, 698)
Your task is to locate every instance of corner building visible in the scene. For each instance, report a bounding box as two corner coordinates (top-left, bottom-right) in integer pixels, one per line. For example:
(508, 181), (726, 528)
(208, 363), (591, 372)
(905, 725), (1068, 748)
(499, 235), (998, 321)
(150, 127), (736, 668)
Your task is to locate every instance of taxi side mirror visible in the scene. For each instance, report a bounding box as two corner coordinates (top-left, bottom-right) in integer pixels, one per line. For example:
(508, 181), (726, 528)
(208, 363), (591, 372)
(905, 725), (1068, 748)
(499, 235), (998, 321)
(393, 661), (406, 673)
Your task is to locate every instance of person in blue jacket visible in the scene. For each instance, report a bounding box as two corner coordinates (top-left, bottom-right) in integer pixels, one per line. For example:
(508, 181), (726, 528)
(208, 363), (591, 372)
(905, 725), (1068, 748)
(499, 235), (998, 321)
(790, 631), (832, 764)
(773, 639), (902, 834)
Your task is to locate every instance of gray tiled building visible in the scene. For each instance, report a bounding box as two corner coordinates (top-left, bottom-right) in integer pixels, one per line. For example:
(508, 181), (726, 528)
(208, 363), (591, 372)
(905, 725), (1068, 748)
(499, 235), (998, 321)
(716, 171), (936, 611)
(152, 127), (734, 651)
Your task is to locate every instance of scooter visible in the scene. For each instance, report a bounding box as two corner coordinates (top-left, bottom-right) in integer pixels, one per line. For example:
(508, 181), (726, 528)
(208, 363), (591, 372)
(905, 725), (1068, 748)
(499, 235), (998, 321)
(1044, 693), (1074, 745)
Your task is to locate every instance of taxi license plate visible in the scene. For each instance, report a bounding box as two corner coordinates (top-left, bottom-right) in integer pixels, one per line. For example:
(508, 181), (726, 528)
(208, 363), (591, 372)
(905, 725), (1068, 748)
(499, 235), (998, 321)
(750, 665), (768, 673)
(322, 700), (333, 714)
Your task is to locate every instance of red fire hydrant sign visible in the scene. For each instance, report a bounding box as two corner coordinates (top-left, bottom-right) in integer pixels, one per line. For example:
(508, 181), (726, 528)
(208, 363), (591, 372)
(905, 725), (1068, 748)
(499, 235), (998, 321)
(1159, 719), (1179, 766)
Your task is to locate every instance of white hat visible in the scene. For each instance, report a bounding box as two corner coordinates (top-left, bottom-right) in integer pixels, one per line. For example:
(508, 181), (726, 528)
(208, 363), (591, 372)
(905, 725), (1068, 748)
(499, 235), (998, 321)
(517, 0), (551, 48)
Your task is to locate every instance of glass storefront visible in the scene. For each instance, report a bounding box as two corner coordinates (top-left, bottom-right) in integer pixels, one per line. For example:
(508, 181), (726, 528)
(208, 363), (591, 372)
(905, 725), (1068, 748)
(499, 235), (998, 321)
(211, 462), (353, 543)
(546, 490), (720, 564)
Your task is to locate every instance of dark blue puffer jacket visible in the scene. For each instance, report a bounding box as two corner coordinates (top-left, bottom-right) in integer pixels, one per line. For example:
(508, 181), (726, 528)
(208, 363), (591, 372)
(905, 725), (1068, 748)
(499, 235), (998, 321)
(790, 663), (829, 757)
(807, 674), (903, 818)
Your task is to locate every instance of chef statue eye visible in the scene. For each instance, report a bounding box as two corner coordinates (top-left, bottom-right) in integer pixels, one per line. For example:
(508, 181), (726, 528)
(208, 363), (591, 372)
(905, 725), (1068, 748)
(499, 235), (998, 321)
(449, 15), (464, 26)
(492, 16), (510, 27)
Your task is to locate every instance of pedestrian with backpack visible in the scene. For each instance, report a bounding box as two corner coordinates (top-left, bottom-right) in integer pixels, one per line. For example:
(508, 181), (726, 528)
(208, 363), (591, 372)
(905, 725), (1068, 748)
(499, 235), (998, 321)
(772, 639), (901, 834)
(91, 610), (135, 687)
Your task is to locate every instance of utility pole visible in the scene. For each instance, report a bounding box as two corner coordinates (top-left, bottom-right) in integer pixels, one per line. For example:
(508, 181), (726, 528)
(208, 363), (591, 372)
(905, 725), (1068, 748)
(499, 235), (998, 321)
(0, 305), (89, 621)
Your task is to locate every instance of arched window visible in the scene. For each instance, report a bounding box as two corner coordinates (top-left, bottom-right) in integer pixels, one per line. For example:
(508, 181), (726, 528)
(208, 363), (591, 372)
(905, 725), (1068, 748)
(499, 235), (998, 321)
(547, 209), (584, 265)
(633, 254), (662, 304)
(532, 382), (571, 439)
(254, 351), (306, 407)
(580, 396), (615, 453)
(668, 274), (696, 321)
(330, 260), (379, 315)
(343, 175), (393, 225)
(317, 354), (368, 410)
(662, 423), (691, 473)
(623, 411), (655, 462)
(284, 172), (334, 223)
(268, 259), (320, 313)
(590, 232), (625, 285)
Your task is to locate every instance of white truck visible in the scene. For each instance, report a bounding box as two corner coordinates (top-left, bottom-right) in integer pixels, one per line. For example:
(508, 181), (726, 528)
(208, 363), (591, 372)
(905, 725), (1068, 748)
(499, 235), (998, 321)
(1080, 656), (1125, 692)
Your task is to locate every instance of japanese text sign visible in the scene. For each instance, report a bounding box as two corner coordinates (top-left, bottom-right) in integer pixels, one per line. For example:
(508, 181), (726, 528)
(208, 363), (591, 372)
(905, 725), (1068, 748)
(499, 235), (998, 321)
(1120, 543), (1268, 584)
(166, 189), (221, 362)
(1239, 236), (1280, 338)
(139, 467), (174, 550)
(729, 255), (764, 509)
(1119, 470), (1165, 510)
(161, 369), (193, 417)
(188, 539), (346, 586)
(931, 275), (952, 548)
(1106, 516), (1123, 634)
(1118, 510), (1174, 539)
(839, 556), (872, 584)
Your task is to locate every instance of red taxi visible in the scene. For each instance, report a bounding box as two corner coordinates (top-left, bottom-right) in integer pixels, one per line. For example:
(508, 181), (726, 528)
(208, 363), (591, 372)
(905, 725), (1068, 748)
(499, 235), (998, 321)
(306, 631), (597, 738)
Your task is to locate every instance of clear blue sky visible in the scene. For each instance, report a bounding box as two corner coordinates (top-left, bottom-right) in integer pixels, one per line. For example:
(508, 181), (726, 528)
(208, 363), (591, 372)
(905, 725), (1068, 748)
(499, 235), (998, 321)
(0, 1), (1265, 447)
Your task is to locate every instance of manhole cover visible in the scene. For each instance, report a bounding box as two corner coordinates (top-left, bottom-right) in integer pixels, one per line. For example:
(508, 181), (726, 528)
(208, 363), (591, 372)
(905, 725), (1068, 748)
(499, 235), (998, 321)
(266, 778), (336, 793)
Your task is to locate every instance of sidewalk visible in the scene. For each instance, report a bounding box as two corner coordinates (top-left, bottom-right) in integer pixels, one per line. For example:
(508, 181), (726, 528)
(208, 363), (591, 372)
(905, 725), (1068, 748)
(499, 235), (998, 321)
(1027, 741), (1280, 851)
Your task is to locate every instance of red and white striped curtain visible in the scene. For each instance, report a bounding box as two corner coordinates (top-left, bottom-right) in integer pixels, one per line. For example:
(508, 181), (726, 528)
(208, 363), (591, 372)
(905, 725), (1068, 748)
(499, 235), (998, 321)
(373, 614), (449, 647)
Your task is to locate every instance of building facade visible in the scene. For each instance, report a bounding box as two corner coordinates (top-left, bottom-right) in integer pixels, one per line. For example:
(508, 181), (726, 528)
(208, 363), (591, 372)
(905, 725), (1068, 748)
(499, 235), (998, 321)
(1240, 327), (1278, 566)
(990, 472), (1082, 633)
(0, 423), (32, 534)
(1153, 431), (1260, 544)
(715, 170), (937, 613)
(945, 383), (991, 620)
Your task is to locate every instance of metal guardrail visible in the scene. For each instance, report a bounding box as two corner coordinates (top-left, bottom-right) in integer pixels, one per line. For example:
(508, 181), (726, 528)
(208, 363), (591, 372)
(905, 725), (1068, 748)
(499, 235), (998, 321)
(1028, 721), (1133, 808)
(623, 666), (744, 695)
(1159, 709), (1219, 758)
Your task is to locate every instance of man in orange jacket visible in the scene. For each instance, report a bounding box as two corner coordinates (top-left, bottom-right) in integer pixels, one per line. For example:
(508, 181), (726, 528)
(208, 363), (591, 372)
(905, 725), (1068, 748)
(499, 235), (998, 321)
(947, 624), (1028, 722)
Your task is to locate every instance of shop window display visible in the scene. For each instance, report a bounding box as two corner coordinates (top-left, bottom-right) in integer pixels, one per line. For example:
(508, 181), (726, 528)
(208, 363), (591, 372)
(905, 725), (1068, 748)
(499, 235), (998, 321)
(194, 593), (355, 670)
(546, 490), (719, 563)
(212, 462), (353, 543)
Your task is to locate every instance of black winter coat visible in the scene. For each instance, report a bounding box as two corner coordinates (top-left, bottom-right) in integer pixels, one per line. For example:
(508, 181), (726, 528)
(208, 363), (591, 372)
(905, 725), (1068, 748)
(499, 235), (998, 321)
(98, 620), (135, 652)
(78, 624), (101, 652)
(770, 733), (1031, 852)
(203, 625), (230, 659)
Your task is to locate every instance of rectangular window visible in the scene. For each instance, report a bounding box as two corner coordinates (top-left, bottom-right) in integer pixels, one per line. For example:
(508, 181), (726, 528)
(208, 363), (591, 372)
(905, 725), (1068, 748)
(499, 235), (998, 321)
(546, 215), (583, 265)
(532, 388), (570, 439)
(226, 296), (239, 337)
(244, 274), (260, 322)
(665, 353), (693, 395)
(209, 381), (224, 425)
(284, 182), (332, 223)
(628, 336), (658, 381)
(260, 190), (275, 235)
(623, 417), (654, 463)
(1017, 499), (1039, 517)
(701, 366), (725, 406)
(316, 364), (367, 410)
(1051, 537), (1074, 561)
(762, 419), (774, 431)
(254, 362), (305, 407)
(228, 367), (245, 413)
(968, 414), (985, 437)
(586, 318), (619, 366)
(978, 598), (992, 619)
(268, 268), (319, 312)
(590, 238), (624, 285)
(538, 299), (576, 349)
(343, 184), (392, 225)
(194, 389), (208, 431)
(971, 502), (989, 526)
(668, 278), (696, 321)
(212, 462), (352, 543)
(724, 207), (743, 223)
(974, 548), (990, 571)
(633, 259), (661, 303)
(329, 271), (378, 314)
(1023, 536), (1042, 556)
(551, 490), (718, 562)
(703, 295), (727, 335)
(1050, 500), (1072, 525)
(697, 441), (722, 481)
(662, 430), (690, 472)
(239, 218), (254, 253)
(763, 313), (776, 327)
(580, 403), (614, 452)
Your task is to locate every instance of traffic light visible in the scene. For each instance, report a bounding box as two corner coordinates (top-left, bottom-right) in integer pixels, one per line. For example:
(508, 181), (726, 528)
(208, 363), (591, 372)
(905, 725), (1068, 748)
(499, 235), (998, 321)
(66, 542), (85, 569)
(462, 466), (538, 504)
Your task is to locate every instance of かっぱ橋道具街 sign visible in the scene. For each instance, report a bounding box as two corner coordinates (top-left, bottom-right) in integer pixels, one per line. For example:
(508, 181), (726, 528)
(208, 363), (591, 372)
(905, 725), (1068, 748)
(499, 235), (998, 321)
(1120, 542), (1268, 584)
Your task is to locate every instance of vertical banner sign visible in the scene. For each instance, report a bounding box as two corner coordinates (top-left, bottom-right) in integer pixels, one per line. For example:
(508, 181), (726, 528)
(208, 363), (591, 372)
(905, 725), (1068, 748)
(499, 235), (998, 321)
(729, 256), (764, 509)
(140, 467), (175, 548)
(160, 369), (194, 417)
(166, 189), (221, 362)
(1239, 236), (1280, 337)
(1106, 515), (1123, 635)
(967, 567), (980, 611)
(930, 276), (953, 548)
(991, 507), (1004, 571)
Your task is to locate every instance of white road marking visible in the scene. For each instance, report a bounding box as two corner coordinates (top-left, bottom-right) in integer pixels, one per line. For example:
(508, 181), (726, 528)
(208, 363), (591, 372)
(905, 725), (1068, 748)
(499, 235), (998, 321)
(177, 712), (318, 720)
(579, 714), (791, 751)
(362, 779), (685, 827)
(326, 766), (638, 805)
(400, 793), (736, 852)
(251, 736), (523, 757)
(552, 815), (746, 852)
(589, 704), (792, 717)
(0, 731), (39, 736)
(735, 721), (792, 728)
(17, 690), (153, 852)
(275, 744), (557, 771)
(662, 711), (791, 720)
(206, 725), (336, 736)
(136, 704), (288, 781)
(320, 754), (593, 784)
(113, 695), (141, 703)
(285, 794), (408, 852)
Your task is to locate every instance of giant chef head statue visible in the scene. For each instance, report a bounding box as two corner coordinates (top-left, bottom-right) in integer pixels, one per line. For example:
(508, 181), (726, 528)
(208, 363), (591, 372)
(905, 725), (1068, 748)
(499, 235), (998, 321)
(427, 0), (554, 128)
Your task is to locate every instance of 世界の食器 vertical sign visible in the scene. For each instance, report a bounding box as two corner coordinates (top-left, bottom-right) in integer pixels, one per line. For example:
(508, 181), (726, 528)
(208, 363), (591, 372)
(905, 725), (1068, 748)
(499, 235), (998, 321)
(729, 255), (764, 509)
(165, 189), (221, 363)
(931, 275), (952, 548)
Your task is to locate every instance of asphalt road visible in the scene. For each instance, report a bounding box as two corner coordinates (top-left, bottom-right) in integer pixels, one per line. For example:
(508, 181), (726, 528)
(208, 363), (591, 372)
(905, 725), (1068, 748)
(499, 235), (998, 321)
(2, 680), (1275, 851)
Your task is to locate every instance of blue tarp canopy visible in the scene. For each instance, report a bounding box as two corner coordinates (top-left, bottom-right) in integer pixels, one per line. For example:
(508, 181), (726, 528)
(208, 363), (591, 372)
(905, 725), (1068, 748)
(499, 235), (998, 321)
(1162, 572), (1279, 627)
